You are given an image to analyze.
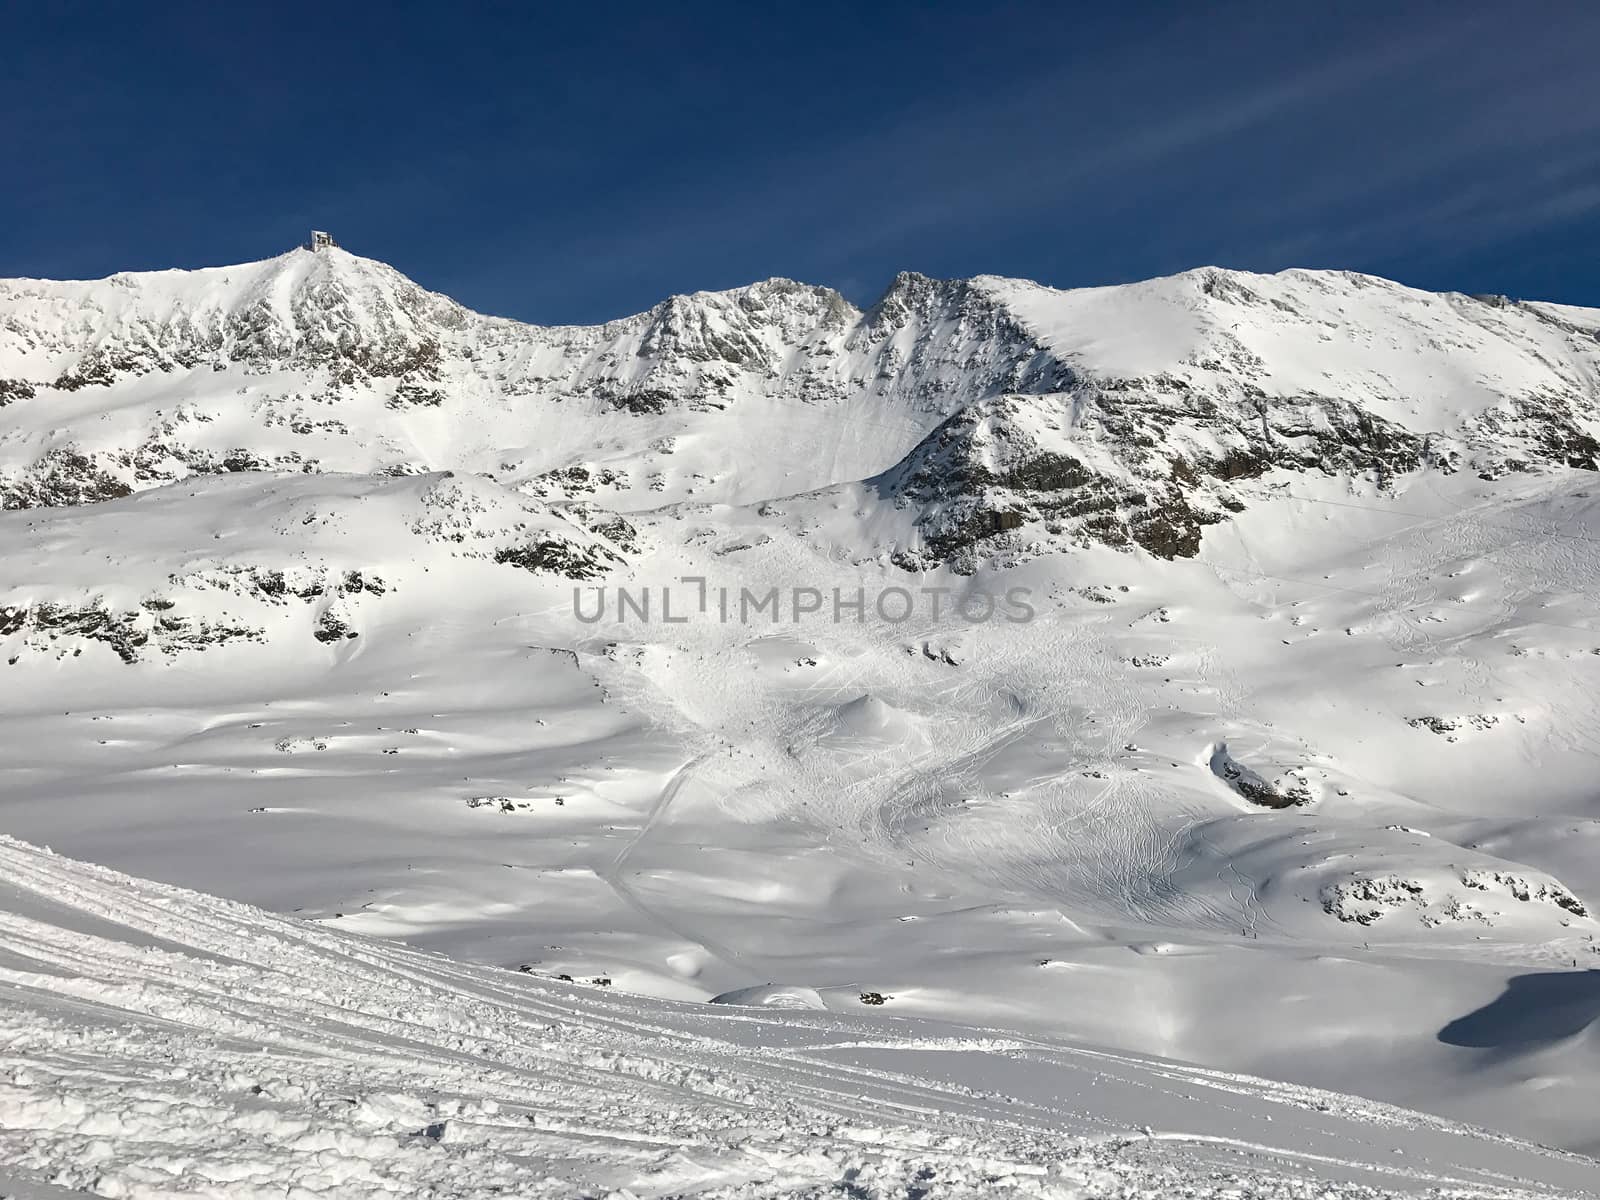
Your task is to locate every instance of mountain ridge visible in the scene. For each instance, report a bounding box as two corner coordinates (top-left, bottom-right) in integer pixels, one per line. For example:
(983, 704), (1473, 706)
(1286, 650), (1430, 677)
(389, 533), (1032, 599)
(2, 245), (1597, 537)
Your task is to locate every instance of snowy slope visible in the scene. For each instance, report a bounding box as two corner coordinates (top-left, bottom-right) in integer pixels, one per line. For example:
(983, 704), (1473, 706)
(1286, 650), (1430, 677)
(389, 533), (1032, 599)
(4, 835), (1598, 1200)
(3, 243), (1600, 1168)
(983, 268), (1600, 434)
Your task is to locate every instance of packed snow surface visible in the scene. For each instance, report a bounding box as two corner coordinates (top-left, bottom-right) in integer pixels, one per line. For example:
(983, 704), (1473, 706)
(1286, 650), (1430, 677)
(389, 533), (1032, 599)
(3, 835), (1597, 1199)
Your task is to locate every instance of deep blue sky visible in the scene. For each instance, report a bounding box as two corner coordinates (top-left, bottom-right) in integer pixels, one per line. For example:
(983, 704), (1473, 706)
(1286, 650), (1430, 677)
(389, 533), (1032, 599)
(4, 2), (1598, 323)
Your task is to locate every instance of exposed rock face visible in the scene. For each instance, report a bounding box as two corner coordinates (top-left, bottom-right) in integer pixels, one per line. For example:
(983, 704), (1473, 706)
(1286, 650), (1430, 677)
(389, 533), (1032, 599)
(0, 378), (34, 404)
(493, 539), (621, 581)
(2, 448), (131, 510)
(1321, 869), (1588, 927)
(0, 598), (263, 664)
(1207, 743), (1312, 809)
(877, 380), (1441, 570)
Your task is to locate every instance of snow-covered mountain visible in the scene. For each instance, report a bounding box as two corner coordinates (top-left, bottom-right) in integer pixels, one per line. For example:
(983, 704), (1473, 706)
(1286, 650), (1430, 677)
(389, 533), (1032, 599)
(3, 241), (1600, 1189)
(0, 249), (1054, 513)
(2, 247), (1596, 526)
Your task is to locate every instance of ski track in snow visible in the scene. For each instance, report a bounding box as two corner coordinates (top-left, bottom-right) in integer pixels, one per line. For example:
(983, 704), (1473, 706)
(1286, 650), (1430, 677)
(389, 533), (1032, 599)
(3, 835), (1598, 1199)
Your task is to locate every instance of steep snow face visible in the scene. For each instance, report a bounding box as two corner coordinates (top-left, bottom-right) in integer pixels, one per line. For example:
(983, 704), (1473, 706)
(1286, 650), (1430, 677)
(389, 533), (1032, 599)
(982, 268), (1600, 442)
(5, 835), (1598, 1200)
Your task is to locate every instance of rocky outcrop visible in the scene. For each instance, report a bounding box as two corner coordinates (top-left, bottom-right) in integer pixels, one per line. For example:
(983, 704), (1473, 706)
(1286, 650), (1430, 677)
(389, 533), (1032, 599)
(2, 449), (132, 510)
(0, 598), (262, 664)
